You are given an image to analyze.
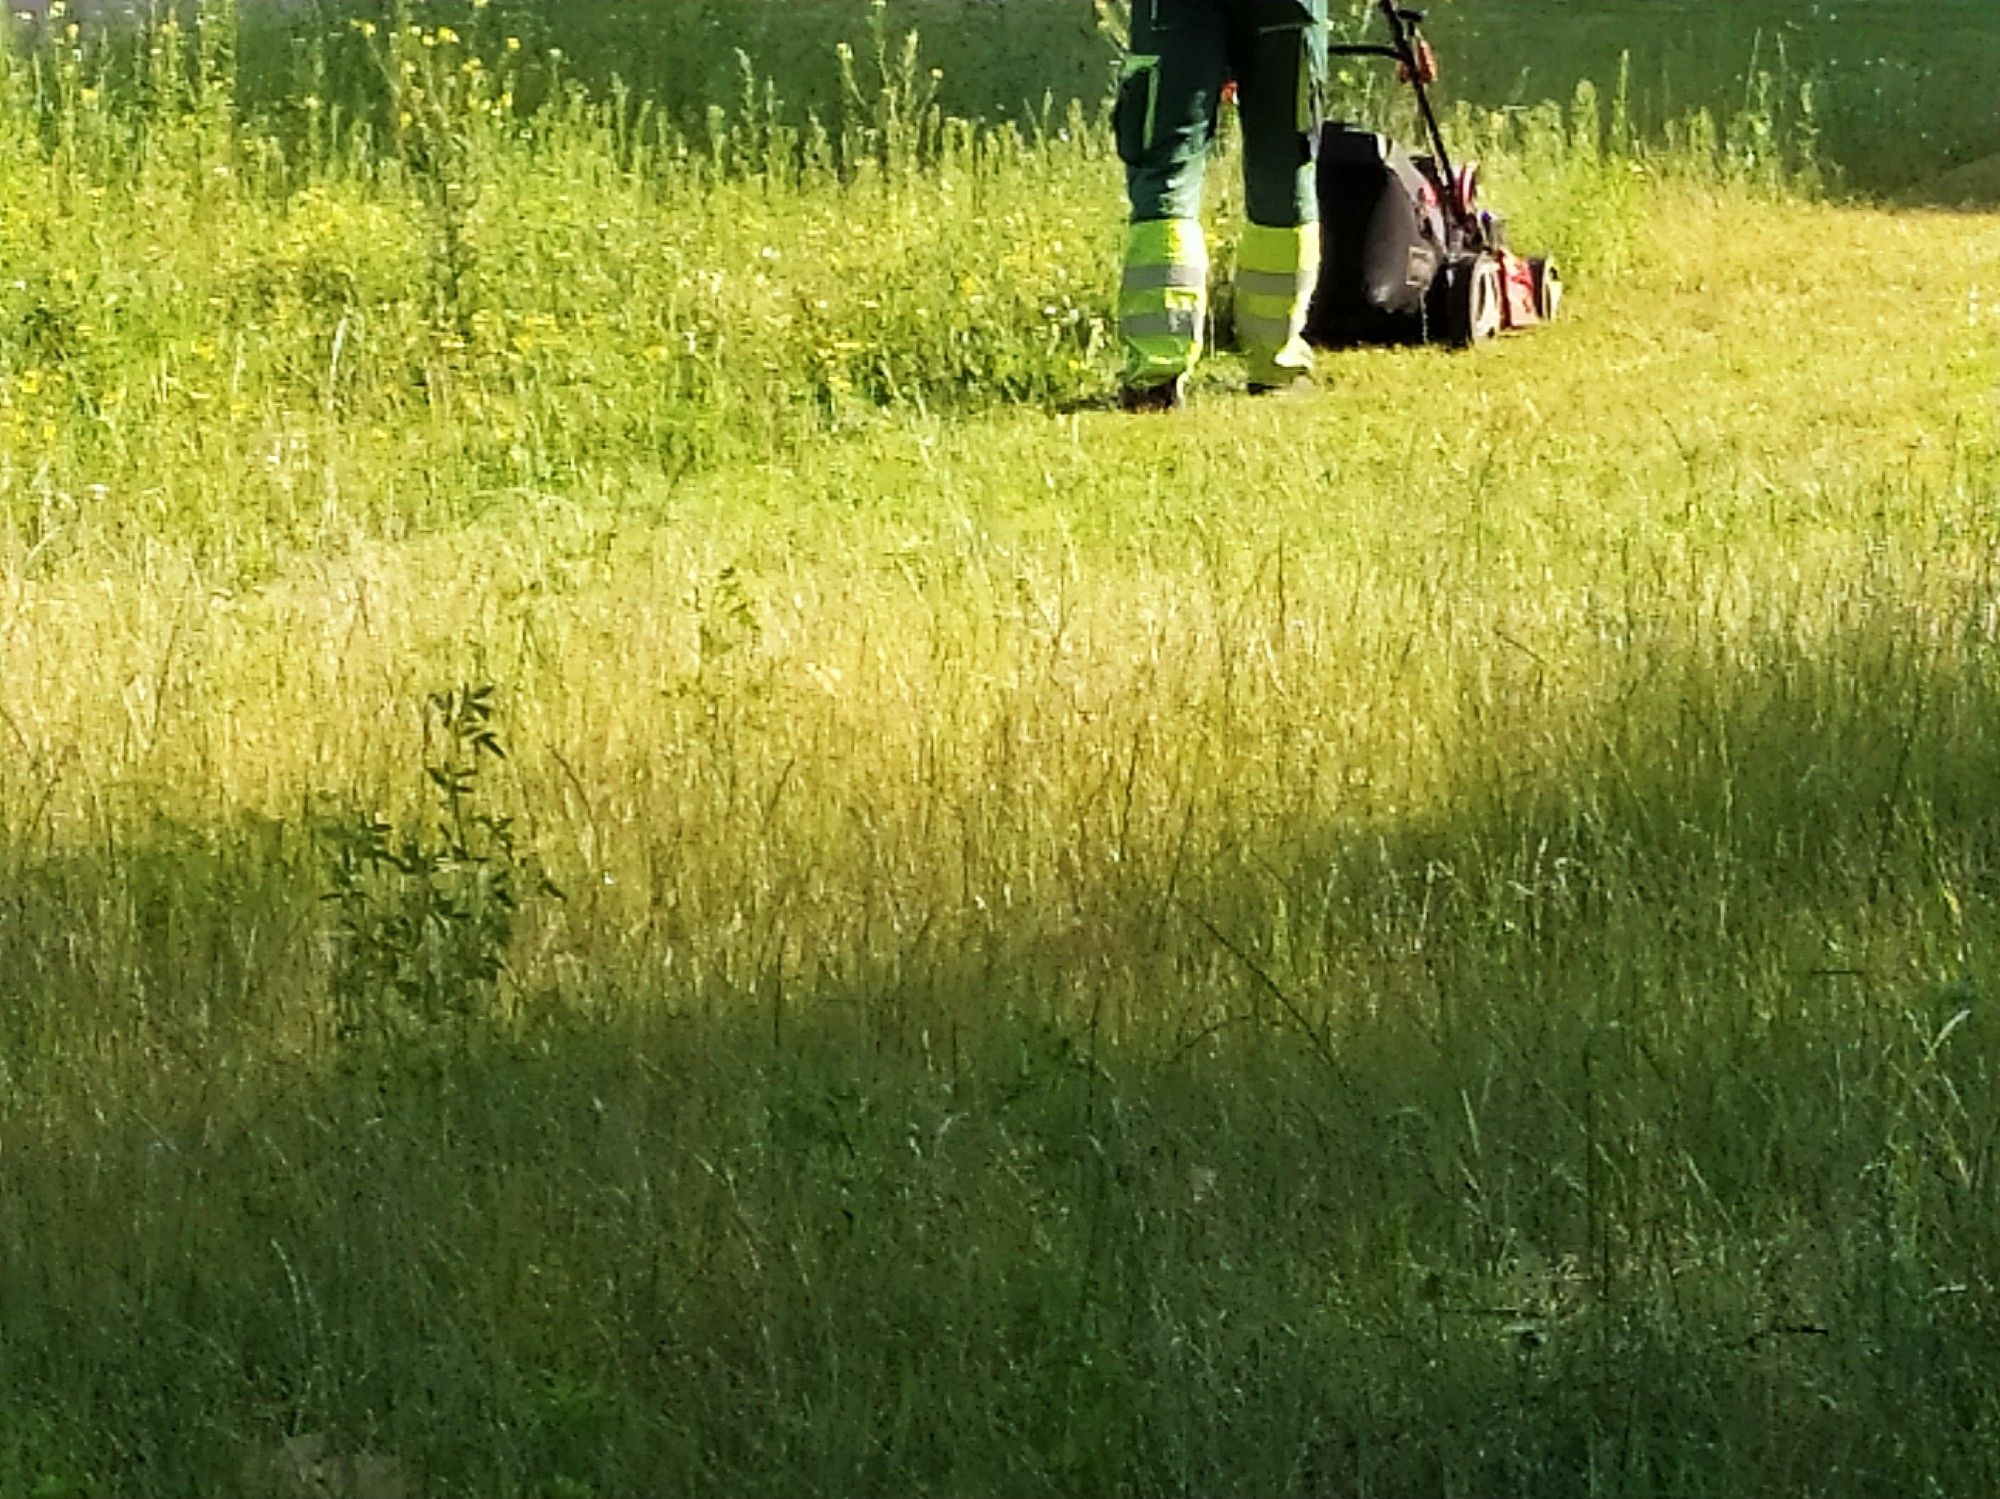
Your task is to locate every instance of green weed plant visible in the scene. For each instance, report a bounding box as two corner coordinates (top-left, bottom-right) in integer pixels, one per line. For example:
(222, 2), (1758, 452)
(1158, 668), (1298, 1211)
(320, 684), (549, 1048)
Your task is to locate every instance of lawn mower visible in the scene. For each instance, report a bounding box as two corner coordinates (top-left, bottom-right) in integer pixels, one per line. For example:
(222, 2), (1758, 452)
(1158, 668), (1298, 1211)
(1305, 0), (1561, 348)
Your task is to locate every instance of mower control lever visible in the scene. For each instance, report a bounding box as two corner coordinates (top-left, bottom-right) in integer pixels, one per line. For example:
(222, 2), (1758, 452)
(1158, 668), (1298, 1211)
(1368, 0), (1458, 227)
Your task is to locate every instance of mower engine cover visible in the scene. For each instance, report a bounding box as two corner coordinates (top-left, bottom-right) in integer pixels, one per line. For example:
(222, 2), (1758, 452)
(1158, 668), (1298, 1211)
(1304, 124), (1445, 346)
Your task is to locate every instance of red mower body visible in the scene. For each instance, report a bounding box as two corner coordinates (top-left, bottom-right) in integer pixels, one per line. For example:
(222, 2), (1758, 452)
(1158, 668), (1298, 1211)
(1497, 250), (1561, 330)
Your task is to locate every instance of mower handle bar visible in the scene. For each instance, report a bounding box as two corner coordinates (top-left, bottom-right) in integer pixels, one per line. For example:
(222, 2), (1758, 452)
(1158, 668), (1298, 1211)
(1358, 0), (1472, 243)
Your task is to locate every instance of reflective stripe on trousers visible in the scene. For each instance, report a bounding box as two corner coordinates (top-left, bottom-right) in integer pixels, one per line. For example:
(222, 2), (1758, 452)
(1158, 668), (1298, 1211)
(1234, 221), (1319, 384)
(1121, 217), (1208, 388)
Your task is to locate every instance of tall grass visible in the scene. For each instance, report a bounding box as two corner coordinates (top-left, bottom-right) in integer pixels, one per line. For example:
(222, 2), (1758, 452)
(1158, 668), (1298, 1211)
(0, 4), (1995, 1497)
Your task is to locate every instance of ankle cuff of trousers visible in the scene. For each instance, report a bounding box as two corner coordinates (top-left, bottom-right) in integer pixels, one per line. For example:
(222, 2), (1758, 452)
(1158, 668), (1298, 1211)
(1235, 221), (1319, 365)
(1121, 217), (1208, 384)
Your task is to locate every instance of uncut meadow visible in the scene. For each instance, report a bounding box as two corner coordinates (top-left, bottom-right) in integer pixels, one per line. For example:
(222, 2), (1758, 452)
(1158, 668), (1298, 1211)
(0, 2), (1997, 1495)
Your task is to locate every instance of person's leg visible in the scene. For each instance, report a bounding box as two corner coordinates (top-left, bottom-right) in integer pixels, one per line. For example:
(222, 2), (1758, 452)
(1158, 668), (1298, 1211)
(1227, 2), (1326, 387)
(1118, 0), (1231, 394)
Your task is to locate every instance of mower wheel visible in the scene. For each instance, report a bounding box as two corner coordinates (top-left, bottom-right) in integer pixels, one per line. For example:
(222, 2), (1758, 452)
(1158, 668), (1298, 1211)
(1436, 254), (1503, 346)
(1530, 257), (1563, 322)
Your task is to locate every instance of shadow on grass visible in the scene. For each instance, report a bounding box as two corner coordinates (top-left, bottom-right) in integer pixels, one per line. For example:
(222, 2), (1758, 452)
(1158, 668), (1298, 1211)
(0, 629), (1996, 1498)
(1898, 152), (2000, 212)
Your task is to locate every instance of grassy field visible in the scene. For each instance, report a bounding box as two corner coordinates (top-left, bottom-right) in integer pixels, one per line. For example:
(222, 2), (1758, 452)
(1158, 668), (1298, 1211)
(2, 3), (1999, 1496)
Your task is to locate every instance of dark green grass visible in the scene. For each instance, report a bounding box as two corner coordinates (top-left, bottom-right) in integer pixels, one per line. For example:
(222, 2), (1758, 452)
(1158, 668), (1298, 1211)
(16, 0), (1990, 194)
(208, 0), (2000, 195)
(1443, 0), (1999, 193)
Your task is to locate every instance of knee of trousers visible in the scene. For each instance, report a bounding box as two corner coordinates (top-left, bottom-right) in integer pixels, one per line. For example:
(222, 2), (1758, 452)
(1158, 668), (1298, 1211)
(1126, 159), (1210, 229)
(1242, 155), (1319, 231)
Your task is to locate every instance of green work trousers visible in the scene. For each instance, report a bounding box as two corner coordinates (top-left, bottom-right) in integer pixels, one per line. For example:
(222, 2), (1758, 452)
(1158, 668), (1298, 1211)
(1117, 0), (1328, 389)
